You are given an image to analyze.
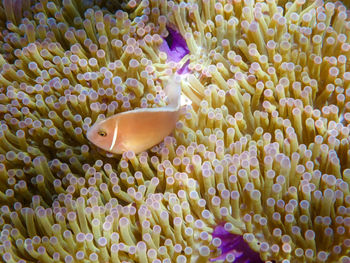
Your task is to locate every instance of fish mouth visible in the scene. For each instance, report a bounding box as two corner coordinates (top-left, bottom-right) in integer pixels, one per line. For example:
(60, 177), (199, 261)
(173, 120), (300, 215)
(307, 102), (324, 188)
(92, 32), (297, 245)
(86, 122), (112, 153)
(86, 124), (97, 143)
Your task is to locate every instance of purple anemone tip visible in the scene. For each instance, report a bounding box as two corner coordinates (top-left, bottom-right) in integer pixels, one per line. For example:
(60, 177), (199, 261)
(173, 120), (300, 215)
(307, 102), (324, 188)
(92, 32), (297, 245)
(211, 224), (264, 263)
(159, 26), (190, 74)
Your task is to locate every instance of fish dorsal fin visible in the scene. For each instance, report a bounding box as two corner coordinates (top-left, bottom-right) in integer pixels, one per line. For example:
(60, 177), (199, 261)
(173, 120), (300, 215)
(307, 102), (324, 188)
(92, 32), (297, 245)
(116, 74), (182, 115)
(164, 74), (182, 110)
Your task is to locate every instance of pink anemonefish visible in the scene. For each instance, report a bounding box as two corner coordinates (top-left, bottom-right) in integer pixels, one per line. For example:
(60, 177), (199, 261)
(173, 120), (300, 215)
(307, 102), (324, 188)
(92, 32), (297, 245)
(86, 75), (182, 154)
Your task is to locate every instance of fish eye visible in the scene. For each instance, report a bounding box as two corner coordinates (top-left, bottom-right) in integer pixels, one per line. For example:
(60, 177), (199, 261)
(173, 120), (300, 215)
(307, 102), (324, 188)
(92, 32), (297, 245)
(98, 130), (107, 137)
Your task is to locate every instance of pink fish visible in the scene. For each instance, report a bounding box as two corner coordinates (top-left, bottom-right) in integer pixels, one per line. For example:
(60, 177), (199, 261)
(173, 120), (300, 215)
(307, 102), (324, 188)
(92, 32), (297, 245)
(86, 75), (182, 154)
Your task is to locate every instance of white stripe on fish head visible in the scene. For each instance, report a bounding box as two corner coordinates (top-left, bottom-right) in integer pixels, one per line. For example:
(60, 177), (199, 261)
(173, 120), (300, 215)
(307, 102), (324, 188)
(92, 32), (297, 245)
(109, 120), (118, 151)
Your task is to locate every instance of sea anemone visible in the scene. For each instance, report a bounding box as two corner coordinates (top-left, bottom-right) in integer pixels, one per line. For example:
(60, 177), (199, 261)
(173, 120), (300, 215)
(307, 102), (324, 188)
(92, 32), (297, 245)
(0, 0), (350, 262)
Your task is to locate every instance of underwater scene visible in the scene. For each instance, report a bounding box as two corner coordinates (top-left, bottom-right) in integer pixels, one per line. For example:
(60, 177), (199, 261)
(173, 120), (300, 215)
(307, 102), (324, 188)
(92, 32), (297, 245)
(0, 0), (349, 262)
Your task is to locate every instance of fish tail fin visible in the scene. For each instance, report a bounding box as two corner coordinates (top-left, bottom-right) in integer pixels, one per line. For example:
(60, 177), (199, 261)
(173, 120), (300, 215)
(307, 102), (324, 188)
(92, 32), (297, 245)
(165, 74), (182, 109)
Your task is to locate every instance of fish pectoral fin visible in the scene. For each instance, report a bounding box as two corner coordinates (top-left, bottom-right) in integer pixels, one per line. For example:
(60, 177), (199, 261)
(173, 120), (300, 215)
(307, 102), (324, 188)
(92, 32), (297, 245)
(116, 141), (129, 153)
